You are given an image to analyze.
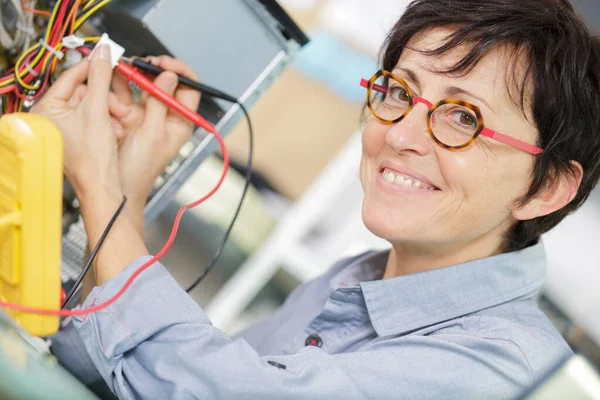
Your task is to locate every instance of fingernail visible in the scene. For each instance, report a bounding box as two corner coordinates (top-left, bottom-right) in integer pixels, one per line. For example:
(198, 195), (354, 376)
(97, 44), (111, 60)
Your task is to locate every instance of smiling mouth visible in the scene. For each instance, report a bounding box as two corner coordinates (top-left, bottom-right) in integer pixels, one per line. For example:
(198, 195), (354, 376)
(380, 168), (440, 191)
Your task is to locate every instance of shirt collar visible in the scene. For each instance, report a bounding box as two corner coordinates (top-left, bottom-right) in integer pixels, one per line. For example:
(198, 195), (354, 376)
(331, 242), (547, 337)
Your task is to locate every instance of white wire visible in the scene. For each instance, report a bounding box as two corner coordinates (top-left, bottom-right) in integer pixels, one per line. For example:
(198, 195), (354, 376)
(21, 0), (36, 51)
(0, 0), (36, 51)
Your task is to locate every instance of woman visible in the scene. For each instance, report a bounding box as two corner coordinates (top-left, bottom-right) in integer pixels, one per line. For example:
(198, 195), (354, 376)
(40, 0), (600, 398)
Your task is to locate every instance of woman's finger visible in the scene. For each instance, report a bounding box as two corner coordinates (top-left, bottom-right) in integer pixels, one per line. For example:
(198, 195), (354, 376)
(155, 56), (198, 80)
(44, 59), (90, 102)
(156, 56), (202, 113)
(142, 71), (178, 131)
(108, 92), (132, 120)
(67, 85), (87, 108)
(111, 117), (125, 141)
(86, 45), (114, 112)
(111, 72), (134, 106)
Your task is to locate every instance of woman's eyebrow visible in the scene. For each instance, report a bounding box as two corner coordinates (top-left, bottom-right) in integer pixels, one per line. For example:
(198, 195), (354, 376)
(393, 67), (420, 86)
(394, 67), (495, 112)
(445, 86), (494, 111)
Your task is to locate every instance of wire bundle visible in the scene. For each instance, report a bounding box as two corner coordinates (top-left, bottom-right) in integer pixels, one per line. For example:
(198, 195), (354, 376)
(0, 0), (35, 51)
(0, 0), (254, 319)
(0, 0), (110, 113)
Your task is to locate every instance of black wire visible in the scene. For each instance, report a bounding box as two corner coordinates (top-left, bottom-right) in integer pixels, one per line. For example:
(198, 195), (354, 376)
(122, 63), (255, 291)
(185, 99), (253, 293)
(58, 61), (253, 297)
(62, 196), (128, 308)
(125, 61), (257, 292)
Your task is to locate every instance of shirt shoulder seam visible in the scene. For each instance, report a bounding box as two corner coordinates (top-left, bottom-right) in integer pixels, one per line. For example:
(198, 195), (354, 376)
(433, 328), (536, 384)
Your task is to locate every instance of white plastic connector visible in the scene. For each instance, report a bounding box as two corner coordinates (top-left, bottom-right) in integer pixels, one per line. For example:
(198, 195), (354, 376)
(88, 33), (125, 68)
(63, 49), (83, 69)
(62, 35), (85, 50)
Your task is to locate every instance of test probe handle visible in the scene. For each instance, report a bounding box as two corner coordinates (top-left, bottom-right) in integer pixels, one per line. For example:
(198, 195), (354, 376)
(129, 59), (237, 103)
(114, 61), (217, 134)
(77, 45), (216, 134)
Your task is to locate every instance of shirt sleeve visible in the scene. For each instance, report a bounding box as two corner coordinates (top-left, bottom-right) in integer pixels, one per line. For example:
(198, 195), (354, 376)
(71, 257), (540, 400)
(50, 315), (103, 385)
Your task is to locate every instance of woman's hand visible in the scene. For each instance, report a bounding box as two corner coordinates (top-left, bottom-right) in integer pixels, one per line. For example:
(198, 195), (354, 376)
(31, 45), (150, 284)
(111, 56), (202, 210)
(30, 45), (130, 203)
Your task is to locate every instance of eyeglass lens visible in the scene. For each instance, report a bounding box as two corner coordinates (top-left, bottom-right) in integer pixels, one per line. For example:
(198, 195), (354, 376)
(368, 74), (481, 147)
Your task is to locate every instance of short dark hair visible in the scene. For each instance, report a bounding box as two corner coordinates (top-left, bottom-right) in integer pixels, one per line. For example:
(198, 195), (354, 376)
(380, 0), (600, 251)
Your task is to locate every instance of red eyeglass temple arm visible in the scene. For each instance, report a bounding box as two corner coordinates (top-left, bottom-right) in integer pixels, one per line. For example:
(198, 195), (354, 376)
(361, 78), (386, 93)
(480, 129), (544, 155)
(359, 78), (544, 155)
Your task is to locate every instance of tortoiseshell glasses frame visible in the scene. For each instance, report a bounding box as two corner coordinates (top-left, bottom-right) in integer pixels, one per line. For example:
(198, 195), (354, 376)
(360, 70), (544, 155)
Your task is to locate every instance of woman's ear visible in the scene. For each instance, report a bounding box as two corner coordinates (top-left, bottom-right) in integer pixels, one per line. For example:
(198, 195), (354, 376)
(513, 161), (583, 221)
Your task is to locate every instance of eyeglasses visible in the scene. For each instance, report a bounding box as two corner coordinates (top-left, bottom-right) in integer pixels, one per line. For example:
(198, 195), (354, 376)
(360, 70), (544, 155)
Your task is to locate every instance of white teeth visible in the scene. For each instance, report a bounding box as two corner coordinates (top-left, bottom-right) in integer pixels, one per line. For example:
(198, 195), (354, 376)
(381, 168), (437, 191)
(383, 170), (395, 182)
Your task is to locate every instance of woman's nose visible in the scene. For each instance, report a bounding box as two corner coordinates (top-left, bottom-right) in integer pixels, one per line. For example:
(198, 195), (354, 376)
(385, 103), (432, 156)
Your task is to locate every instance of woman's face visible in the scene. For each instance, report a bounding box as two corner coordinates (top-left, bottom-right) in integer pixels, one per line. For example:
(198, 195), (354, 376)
(360, 28), (538, 252)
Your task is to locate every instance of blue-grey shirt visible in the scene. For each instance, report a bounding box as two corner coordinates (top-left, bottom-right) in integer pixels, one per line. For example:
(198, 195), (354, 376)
(51, 242), (572, 399)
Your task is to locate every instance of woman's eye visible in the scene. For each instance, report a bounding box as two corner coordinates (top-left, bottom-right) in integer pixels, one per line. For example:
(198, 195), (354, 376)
(443, 108), (478, 133)
(388, 86), (409, 102)
(459, 112), (476, 126)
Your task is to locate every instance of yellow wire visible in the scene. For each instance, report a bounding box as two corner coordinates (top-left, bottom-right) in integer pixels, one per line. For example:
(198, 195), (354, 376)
(7, 0), (109, 92)
(0, 45), (38, 88)
(15, 0), (64, 90)
(16, 0), (108, 91)
(75, 0), (111, 30)
(2, 35), (101, 92)
(42, 36), (101, 75)
(15, 45), (46, 90)
(7, 44), (41, 89)
(82, 0), (98, 12)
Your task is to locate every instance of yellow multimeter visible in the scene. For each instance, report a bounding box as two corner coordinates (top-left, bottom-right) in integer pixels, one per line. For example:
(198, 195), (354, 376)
(0, 113), (63, 336)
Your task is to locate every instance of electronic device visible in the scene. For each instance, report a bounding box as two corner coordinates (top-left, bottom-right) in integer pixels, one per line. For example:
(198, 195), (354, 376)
(59, 0), (308, 292)
(0, 1), (305, 395)
(0, 114), (63, 337)
(0, 309), (97, 399)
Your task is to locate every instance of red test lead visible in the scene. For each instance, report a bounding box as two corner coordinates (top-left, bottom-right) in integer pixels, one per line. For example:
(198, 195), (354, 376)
(0, 44), (229, 318)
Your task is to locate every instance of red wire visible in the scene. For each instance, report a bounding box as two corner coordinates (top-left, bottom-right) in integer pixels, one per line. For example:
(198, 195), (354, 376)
(11, 49), (48, 97)
(6, 94), (15, 113)
(0, 85), (16, 95)
(0, 0), (64, 94)
(28, 76), (50, 100)
(0, 49), (229, 317)
(1, 0), (67, 98)
(0, 139), (228, 316)
(49, 1), (69, 45)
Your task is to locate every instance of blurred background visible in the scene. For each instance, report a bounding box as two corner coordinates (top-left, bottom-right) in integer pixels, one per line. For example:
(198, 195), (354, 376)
(143, 0), (600, 367)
